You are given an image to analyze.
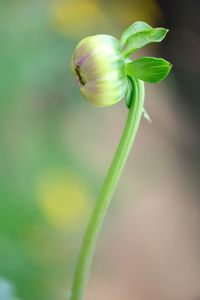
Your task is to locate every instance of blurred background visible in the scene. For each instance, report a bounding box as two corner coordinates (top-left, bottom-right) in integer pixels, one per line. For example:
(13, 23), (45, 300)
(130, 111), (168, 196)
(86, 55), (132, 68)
(0, 0), (200, 299)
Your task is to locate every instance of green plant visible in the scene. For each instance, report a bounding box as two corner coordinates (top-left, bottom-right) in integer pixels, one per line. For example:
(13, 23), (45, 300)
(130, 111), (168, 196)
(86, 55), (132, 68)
(70, 21), (172, 300)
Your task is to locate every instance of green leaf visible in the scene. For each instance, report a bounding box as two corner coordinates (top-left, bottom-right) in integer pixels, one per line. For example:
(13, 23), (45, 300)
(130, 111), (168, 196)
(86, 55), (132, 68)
(125, 57), (172, 83)
(120, 21), (152, 46)
(123, 27), (168, 57)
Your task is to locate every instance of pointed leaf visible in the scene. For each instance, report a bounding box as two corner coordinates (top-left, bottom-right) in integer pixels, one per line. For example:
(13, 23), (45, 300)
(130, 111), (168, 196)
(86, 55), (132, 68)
(125, 57), (172, 83)
(143, 109), (152, 123)
(121, 21), (152, 46)
(123, 28), (168, 57)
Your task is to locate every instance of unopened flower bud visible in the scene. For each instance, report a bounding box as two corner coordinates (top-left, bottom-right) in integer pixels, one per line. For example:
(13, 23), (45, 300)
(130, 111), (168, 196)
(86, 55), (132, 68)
(71, 35), (130, 107)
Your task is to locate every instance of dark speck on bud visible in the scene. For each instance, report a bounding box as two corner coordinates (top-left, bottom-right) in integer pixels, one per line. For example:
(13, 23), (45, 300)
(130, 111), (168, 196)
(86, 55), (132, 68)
(75, 64), (86, 86)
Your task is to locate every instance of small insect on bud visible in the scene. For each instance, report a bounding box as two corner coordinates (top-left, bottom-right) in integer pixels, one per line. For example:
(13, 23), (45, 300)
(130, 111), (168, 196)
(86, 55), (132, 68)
(71, 35), (130, 107)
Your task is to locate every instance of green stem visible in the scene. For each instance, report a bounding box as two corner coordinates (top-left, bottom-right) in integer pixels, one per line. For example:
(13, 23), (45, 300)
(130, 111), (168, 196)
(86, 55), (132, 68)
(70, 78), (145, 300)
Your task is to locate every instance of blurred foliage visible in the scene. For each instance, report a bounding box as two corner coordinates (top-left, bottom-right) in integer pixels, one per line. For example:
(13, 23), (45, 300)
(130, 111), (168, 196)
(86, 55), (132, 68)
(0, 0), (162, 299)
(0, 1), (93, 299)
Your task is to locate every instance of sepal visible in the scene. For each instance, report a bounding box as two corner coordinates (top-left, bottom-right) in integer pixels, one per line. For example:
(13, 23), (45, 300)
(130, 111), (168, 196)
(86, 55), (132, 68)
(121, 21), (168, 57)
(121, 21), (152, 46)
(125, 57), (172, 83)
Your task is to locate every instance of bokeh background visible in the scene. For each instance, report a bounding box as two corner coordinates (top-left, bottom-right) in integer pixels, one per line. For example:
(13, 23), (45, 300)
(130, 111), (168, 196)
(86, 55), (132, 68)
(0, 0), (200, 299)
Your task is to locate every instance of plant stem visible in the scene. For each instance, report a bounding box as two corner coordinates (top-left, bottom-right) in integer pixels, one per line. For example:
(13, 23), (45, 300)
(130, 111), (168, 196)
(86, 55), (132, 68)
(70, 78), (145, 300)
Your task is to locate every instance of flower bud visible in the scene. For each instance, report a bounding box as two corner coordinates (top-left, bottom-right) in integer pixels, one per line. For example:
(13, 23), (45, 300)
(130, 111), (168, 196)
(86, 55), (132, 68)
(71, 34), (130, 107)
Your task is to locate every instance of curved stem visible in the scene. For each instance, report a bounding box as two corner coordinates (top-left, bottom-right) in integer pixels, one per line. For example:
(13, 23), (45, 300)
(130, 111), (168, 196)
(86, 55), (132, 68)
(70, 78), (145, 300)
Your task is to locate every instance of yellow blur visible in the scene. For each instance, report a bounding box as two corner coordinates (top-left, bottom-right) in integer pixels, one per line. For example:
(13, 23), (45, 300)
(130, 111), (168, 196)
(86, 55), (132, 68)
(37, 168), (92, 231)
